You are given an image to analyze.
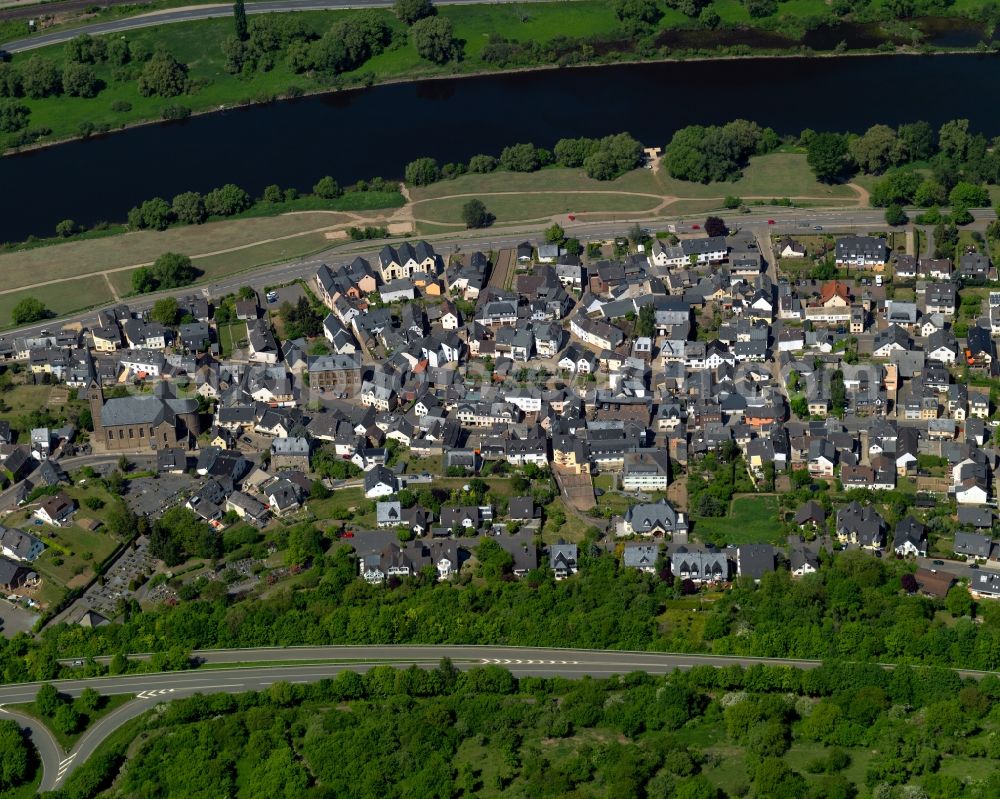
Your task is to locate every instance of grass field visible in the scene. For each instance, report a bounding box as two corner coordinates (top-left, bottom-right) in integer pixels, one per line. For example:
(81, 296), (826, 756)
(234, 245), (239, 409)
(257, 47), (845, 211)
(216, 320), (246, 357)
(414, 192), (663, 225)
(411, 167), (663, 201)
(656, 153), (859, 200)
(0, 212), (353, 289)
(692, 494), (783, 546)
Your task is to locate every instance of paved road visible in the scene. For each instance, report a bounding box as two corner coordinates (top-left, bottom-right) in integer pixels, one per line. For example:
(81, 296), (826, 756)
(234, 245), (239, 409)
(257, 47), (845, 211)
(0, 706), (62, 790)
(4, 644), (998, 789)
(5, 206), (966, 345)
(2, 0), (564, 51)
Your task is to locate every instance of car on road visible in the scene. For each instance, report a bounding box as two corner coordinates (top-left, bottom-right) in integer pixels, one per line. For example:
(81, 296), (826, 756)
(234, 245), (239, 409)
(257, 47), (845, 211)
(813, 225), (823, 230)
(242, 436), (253, 444)
(691, 224), (700, 230)
(767, 219), (775, 225)
(932, 560), (944, 565)
(971, 563), (979, 569)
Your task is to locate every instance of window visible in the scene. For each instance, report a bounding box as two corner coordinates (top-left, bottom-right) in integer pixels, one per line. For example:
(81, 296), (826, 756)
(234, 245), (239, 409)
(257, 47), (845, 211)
(128, 428), (134, 439)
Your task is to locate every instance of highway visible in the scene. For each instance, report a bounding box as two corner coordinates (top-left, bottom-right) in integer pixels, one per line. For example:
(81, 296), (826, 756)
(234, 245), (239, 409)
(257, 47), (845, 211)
(3, 644), (998, 790)
(3, 0), (572, 52)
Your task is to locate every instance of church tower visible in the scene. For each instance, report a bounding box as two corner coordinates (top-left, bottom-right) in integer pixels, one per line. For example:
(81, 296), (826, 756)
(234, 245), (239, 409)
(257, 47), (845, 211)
(89, 379), (104, 443)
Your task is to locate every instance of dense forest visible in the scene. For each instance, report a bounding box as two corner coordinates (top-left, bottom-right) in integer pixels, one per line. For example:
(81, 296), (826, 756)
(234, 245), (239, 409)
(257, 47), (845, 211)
(4, 546), (1000, 685)
(45, 659), (1000, 799)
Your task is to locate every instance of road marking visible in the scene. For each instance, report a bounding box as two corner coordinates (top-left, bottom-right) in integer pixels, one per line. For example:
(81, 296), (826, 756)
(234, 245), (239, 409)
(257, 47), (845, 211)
(135, 688), (176, 699)
(479, 658), (580, 666)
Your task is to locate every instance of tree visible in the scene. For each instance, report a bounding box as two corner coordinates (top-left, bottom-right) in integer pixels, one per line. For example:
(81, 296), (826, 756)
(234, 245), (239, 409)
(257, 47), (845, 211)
(949, 181), (989, 211)
(35, 683), (61, 717)
(0, 100), (29, 133)
(807, 132), (852, 183)
(724, 195), (741, 209)
(172, 191), (207, 224)
(20, 56), (61, 99)
(286, 523), (324, 566)
(405, 157), (440, 186)
(131, 267), (157, 294)
(885, 204), (908, 226)
(55, 219), (79, 237)
(468, 154), (497, 173)
(53, 703), (81, 735)
(499, 142), (544, 172)
(898, 120), (935, 161)
(61, 62), (100, 98)
(11, 297), (48, 325)
(262, 184), (283, 203)
(849, 124), (902, 175)
(132, 252), (198, 294)
(704, 216), (727, 237)
(204, 183), (251, 216)
(412, 17), (461, 63)
(461, 198), (491, 228)
(233, 0), (248, 40)
(128, 197), (173, 230)
(913, 179), (945, 208)
(394, 0), (435, 24)
(612, 0), (662, 25)
(900, 573), (918, 593)
(545, 223), (565, 244)
(313, 176), (342, 198)
(137, 49), (188, 97)
(945, 584), (973, 618)
(0, 720), (28, 790)
(149, 297), (180, 325)
(65, 33), (106, 64)
(637, 303), (655, 337)
(77, 687), (101, 712)
(938, 118), (970, 160)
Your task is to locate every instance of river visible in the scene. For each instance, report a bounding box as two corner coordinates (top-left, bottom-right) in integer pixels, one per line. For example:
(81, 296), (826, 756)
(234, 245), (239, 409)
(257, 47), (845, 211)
(2, 52), (1000, 242)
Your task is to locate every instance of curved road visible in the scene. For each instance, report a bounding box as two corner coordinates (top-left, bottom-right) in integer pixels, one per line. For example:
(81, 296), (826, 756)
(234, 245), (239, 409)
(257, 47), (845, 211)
(1, 0), (557, 52)
(2, 644), (998, 790)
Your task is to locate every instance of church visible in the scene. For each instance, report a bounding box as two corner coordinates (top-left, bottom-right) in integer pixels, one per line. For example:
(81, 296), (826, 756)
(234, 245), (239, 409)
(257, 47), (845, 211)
(89, 381), (202, 452)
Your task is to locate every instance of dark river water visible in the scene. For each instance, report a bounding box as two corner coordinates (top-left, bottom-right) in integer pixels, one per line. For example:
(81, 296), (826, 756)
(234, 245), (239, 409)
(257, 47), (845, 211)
(2, 52), (1000, 242)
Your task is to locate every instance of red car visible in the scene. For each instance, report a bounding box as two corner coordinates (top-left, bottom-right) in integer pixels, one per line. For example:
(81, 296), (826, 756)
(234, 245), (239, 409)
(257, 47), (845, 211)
(691, 224), (700, 230)
(768, 219), (776, 225)
(341, 531), (354, 539)
(568, 214), (576, 221)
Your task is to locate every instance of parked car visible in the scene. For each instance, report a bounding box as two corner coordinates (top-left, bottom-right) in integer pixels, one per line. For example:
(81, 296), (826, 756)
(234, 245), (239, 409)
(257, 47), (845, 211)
(933, 560), (944, 565)
(813, 225), (823, 230)
(767, 219), (775, 225)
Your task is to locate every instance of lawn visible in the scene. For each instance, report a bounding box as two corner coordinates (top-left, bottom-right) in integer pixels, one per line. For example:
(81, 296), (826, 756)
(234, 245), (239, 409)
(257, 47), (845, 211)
(29, 522), (120, 587)
(0, 212), (352, 290)
(0, 277), (112, 329)
(216, 321), (246, 358)
(411, 167), (663, 201)
(691, 494), (783, 546)
(655, 153), (859, 200)
(413, 192), (662, 225)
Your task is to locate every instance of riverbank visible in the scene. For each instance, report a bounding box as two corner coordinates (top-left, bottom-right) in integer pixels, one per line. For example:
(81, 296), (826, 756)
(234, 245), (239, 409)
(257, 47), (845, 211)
(1, 2), (999, 156)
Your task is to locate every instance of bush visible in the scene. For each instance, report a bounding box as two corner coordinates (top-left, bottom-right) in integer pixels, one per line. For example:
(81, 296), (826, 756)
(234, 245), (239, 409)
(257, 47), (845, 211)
(161, 104), (191, 120)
